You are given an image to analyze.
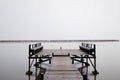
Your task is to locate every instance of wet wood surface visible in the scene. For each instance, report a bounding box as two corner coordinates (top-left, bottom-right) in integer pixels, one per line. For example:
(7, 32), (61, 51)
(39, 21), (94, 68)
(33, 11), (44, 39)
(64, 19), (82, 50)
(38, 49), (87, 56)
(44, 57), (82, 80)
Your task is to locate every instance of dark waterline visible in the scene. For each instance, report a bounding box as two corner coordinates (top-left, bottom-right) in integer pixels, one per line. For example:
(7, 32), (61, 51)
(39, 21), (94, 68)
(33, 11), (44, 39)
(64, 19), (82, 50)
(0, 39), (119, 43)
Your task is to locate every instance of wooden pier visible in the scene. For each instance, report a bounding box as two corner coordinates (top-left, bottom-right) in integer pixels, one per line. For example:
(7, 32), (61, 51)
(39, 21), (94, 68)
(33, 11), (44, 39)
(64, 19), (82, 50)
(26, 42), (99, 80)
(44, 57), (82, 80)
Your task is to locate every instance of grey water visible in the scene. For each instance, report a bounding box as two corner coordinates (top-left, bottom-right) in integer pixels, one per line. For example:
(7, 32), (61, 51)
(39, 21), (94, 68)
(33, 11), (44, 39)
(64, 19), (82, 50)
(0, 42), (120, 80)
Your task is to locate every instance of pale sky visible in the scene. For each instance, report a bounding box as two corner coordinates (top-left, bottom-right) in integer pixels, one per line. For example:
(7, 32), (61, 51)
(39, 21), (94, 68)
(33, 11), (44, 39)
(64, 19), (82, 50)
(0, 0), (120, 40)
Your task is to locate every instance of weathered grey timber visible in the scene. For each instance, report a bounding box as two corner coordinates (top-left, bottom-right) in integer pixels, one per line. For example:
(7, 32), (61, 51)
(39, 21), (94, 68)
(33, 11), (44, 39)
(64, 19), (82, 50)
(26, 42), (99, 80)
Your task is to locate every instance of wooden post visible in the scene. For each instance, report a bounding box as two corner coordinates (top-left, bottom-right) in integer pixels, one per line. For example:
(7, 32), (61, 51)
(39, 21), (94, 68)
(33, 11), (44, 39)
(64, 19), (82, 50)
(40, 73), (44, 80)
(81, 55), (83, 74)
(26, 45), (33, 75)
(35, 55), (38, 78)
(83, 75), (87, 80)
(86, 55), (88, 75)
(52, 53), (54, 57)
(49, 58), (51, 64)
(92, 44), (99, 75)
(72, 59), (74, 64)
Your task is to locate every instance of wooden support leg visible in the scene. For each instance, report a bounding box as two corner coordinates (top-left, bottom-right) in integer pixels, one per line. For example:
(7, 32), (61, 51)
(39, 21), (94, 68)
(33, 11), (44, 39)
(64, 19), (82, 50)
(49, 58), (51, 64)
(92, 44), (99, 75)
(86, 55), (88, 75)
(52, 53), (54, 57)
(35, 55), (38, 77)
(40, 73), (44, 80)
(81, 55), (83, 74)
(92, 57), (99, 75)
(72, 59), (74, 64)
(26, 45), (33, 75)
(26, 57), (33, 75)
(83, 75), (87, 80)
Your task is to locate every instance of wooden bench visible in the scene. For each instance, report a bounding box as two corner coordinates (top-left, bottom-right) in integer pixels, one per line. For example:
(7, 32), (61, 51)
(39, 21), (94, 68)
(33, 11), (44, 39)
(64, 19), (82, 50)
(79, 43), (95, 57)
(71, 43), (99, 75)
(26, 43), (52, 77)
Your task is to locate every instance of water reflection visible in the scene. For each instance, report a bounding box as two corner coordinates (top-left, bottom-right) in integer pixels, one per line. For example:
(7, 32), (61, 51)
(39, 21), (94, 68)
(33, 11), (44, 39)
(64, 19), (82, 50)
(0, 42), (120, 80)
(26, 62), (98, 80)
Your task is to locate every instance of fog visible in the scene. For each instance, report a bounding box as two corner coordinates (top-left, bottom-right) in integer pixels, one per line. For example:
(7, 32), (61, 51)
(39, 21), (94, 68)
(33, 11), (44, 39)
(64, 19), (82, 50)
(0, 0), (120, 40)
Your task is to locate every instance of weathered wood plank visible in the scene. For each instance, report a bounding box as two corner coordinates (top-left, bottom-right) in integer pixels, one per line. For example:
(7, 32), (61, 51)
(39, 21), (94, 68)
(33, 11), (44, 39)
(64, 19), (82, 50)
(44, 57), (82, 80)
(37, 49), (87, 56)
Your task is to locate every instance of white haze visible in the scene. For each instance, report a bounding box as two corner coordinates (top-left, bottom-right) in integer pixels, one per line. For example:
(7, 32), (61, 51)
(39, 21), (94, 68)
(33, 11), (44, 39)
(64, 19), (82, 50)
(0, 0), (120, 40)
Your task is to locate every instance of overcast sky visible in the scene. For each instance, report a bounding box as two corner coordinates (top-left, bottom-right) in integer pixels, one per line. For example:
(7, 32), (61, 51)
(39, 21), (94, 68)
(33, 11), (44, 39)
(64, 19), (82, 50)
(0, 0), (120, 40)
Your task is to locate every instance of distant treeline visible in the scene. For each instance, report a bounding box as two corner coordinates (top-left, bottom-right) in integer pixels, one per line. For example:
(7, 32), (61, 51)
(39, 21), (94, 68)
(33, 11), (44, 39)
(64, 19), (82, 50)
(0, 40), (119, 42)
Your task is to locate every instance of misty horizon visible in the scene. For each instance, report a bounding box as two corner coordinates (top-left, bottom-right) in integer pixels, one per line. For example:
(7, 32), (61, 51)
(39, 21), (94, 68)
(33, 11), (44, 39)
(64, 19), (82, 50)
(0, 0), (120, 40)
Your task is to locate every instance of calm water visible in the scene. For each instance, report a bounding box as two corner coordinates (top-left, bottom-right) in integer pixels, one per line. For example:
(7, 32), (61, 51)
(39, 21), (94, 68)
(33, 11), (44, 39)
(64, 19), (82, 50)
(0, 42), (120, 80)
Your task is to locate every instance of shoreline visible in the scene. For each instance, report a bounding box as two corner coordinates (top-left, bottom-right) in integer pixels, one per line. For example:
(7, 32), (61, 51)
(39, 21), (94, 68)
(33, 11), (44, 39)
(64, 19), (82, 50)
(0, 40), (119, 42)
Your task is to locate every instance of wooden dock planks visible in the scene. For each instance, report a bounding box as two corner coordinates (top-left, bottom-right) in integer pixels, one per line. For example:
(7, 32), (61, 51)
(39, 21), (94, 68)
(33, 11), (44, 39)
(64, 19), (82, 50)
(27, 43), (98, 80)
(44, 57), (83, 80)
(38, 49), (87, 56)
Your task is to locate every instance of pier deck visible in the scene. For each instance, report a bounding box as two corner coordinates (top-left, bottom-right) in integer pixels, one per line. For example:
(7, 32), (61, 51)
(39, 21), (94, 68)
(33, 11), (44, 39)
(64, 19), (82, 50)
(26, 43), (98, 80)
(38, 49), (87, 56)
(44, 57), (83, 80)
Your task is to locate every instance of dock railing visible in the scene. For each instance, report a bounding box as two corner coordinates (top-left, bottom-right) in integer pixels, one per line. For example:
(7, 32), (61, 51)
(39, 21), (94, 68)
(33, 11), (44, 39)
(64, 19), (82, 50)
(26, 42), (99, 80)
(26, 43), (52, 80)
(71, 43), (99, 76)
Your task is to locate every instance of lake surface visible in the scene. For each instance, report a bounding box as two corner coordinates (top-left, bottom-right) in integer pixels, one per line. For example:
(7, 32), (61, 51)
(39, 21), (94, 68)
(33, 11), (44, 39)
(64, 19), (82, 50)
(0, 42), (120, 80)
